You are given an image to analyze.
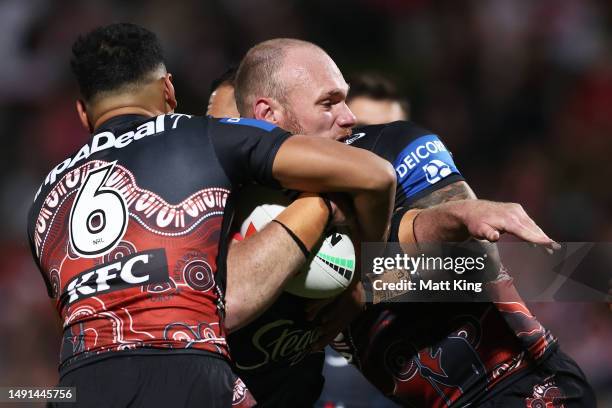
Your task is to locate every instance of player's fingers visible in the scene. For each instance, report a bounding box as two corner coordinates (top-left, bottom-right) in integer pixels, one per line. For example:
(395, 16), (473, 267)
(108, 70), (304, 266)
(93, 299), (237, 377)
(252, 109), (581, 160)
(508, 206), (561, 250)
(522, 225), (560, 253)
(506, 221), (544, 243)
(482, 224), (500, 242)
(470, 222), (500, 242)
(515, 215), (560, 249)
(519, 213), (549, 238)
(507, 219), (558, 250)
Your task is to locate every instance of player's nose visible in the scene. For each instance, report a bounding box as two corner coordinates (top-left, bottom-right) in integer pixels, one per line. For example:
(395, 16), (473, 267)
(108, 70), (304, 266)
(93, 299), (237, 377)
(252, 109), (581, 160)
(337, 103), (356, 128)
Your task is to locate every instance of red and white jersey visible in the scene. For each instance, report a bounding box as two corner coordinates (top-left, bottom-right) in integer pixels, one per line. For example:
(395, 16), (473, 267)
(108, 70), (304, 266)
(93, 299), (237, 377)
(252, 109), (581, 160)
(27, 114), (291, 374)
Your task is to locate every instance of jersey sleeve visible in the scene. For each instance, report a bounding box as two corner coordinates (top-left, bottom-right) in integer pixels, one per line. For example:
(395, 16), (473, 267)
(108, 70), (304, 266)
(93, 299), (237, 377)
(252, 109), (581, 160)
(367, 121), (464, 207)
(208, 117), (293, 188)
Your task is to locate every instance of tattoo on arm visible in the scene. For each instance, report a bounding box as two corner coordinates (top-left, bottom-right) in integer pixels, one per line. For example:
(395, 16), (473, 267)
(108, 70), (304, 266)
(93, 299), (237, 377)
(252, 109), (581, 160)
(409, 181), (476, 209)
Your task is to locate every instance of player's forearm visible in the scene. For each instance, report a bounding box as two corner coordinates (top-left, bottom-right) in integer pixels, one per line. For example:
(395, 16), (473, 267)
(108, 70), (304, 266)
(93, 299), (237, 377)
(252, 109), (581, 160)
(272, 135), (396, 242)
(225, 222), (303, 332)
(274, 194), (331, 249)
(406, 181), (476, 243)
(352, 187), (395, 242)
(410, 181), (475, 208)
(410, 202), (468, 243)
(225, 195), (330, 332)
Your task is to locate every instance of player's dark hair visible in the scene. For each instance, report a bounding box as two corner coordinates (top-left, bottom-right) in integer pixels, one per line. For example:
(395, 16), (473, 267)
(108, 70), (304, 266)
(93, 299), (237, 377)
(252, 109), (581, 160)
(346, 72), (410, 116)
(70, 23), (166, 102)
(209, 65), (238, 97)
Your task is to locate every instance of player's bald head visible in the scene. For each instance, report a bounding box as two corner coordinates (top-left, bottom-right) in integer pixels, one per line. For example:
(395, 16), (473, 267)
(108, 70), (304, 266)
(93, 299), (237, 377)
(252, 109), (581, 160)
(235, 38), (340, 116)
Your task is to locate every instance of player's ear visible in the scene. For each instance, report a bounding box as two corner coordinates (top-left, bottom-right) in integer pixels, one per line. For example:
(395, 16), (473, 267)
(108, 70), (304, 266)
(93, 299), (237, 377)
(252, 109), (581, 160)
(75, 99), (93, 133)
(253, 97), (281, 124)
(163, 73), (177, 112)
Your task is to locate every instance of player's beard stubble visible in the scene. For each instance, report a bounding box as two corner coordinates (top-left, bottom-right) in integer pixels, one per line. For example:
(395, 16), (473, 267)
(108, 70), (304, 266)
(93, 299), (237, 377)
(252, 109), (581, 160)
(283, 107), (307, 136)
(283, 108), (353, 140)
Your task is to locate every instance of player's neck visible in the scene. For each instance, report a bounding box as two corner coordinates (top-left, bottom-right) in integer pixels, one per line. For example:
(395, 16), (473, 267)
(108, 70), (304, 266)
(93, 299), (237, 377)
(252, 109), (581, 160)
(92, 106), (160, 131)
(89, 84), (170, 131)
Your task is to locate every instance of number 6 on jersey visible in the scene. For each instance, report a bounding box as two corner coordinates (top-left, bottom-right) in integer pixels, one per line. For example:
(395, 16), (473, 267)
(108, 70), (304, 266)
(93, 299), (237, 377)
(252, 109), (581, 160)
(69, 162), (128, 258)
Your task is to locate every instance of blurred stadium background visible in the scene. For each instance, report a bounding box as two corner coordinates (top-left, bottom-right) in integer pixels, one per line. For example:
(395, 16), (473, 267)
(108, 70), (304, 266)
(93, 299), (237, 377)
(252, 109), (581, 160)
(0, 0), (610, 406)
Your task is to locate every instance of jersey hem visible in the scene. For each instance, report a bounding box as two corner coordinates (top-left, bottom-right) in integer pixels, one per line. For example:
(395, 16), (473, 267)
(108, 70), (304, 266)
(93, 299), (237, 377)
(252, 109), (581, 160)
(59, 347), (228, 379)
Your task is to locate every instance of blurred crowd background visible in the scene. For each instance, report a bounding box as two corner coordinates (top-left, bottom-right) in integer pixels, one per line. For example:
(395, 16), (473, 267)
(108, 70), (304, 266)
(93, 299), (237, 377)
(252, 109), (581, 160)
(0, 0), (610, 406)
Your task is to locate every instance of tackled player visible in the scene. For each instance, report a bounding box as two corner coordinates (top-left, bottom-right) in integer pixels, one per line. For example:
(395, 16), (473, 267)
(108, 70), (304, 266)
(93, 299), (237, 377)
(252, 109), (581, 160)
(213, 39), (595, 407)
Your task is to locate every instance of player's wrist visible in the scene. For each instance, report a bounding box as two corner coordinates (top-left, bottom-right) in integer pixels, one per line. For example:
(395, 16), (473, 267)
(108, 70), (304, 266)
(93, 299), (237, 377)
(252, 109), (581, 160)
(274, 193), (330, 251)
(398, 208), (422, 245)
(270, 219), (310, 258)
(413, 202), (467, 243)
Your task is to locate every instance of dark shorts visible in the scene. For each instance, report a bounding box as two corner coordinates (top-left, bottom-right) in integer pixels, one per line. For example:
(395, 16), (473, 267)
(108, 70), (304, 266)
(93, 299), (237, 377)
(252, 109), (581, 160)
(475, 348), (597, 408)
(234, 351), (326, 408)
(50, 352), (256, 408)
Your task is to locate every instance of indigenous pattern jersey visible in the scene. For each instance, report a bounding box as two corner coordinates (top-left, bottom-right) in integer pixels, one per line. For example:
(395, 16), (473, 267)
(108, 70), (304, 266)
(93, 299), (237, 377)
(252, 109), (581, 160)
(334, 122), (558, 407)
(228, 121), (465, 405)
(27, 114), (290, 374)
(332, 302), (556, 408)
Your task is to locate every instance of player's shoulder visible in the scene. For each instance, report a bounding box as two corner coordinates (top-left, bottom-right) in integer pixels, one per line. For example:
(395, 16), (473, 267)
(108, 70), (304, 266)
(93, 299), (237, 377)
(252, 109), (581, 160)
(371, 120), (435, 141)
(347, 121), (434, 146)
(162, 115), (283, 140)
(208, 117), (281, 133)
(348, 121), (441, 158)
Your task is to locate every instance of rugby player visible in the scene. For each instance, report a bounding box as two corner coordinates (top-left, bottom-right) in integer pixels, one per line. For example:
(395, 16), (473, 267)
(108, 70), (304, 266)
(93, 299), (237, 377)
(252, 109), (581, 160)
(207, 65), (239, 118)
(345, 72), (409, 125)
(26, 24), (400, 407)
(222, 39), (595, 407)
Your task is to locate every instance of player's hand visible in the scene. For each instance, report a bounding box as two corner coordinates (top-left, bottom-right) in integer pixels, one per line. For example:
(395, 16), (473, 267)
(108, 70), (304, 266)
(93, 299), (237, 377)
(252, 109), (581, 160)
(309, 281), (366, 351)
(444, 200), (560, 251)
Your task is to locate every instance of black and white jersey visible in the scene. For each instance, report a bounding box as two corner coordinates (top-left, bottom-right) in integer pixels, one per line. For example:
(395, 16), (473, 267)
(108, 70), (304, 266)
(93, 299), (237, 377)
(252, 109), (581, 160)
(347, 121), (463, 208)
(228, 121), (464, 405)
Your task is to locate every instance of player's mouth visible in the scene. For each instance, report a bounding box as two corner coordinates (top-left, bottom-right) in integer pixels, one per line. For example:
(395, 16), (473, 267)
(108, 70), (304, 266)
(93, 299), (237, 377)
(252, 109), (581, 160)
(336, 128), (353, 142)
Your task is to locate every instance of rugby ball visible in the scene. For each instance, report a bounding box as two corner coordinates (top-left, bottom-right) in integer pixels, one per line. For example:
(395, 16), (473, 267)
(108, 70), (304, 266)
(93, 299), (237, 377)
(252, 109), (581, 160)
(240, 204), (355, 299)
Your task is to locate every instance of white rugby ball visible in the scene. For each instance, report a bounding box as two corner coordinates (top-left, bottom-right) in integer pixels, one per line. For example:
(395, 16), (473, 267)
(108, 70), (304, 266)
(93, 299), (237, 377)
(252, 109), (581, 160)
(240, 204), (355, 299)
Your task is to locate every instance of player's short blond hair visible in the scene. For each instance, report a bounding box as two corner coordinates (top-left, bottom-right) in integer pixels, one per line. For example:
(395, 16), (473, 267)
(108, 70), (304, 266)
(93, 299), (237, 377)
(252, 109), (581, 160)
(235, 38), (322, 116)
